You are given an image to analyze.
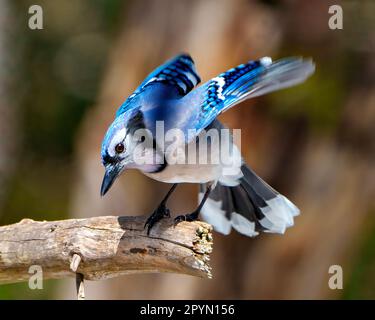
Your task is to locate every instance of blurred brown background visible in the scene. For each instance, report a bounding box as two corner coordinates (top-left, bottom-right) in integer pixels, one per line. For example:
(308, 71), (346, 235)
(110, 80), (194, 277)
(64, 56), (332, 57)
(0, 0), (374, 299)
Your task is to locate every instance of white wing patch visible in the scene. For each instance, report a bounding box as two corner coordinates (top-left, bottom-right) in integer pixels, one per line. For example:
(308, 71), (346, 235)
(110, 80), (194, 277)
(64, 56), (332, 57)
(212, 77), (226, 100)
(260, 56), (272, 66)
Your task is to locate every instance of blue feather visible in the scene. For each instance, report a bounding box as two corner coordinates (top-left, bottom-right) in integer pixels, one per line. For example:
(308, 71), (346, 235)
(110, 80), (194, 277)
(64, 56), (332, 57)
(195, 58), (267, 128)
(192, 57), (314, 131)
(116, 54), (200, 117)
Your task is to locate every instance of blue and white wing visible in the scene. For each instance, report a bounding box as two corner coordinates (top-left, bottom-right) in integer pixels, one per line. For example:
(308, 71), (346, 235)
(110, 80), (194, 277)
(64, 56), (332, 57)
(116, 54), (201, 117)
(179, 57), (315, 138)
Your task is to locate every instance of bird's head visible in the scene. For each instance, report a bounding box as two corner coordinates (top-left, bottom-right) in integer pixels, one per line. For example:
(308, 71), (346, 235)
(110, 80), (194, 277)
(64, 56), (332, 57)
(100, 112), (139, 196)
(100, 109), (163, 196)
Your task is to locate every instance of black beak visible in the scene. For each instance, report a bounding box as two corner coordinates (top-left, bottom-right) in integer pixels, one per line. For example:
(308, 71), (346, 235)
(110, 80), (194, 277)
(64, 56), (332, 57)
(100, 165), (121, 196)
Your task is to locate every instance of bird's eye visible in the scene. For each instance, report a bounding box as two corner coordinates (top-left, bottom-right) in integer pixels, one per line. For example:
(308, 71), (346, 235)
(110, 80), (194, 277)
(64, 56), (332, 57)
(115, 143), (125, 154)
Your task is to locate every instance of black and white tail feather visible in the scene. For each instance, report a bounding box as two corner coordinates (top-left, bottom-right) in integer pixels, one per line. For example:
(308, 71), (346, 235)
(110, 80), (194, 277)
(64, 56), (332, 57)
(200, 166), (299, 237)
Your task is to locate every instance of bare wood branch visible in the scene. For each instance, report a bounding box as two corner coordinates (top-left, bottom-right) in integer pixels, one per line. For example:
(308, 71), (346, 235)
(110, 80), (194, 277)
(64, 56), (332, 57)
(70, 253), (85, 300)
(75, 273), (85, 300)
(0, 216), (213, 284)
(70, 253), (81, 273)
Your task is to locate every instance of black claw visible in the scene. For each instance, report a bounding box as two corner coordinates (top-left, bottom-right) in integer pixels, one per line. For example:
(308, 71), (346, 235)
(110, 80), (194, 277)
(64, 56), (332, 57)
(173, 215), (186, 225)
(174, 211), (199, 226)
(144, 203), (170, 235)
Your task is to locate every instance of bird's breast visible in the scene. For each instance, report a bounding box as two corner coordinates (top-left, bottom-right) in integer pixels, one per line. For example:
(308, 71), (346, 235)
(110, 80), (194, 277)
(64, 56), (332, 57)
(143, 163), (222, 184)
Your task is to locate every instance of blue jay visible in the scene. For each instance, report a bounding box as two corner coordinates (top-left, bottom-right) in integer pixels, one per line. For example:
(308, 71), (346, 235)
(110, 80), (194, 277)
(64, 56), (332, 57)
(100, 54), (315, 236)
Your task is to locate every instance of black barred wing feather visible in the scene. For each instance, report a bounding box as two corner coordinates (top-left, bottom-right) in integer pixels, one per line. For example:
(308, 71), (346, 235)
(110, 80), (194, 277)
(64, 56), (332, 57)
(116, 54), (201, 117)
(180, 57), (314, 137)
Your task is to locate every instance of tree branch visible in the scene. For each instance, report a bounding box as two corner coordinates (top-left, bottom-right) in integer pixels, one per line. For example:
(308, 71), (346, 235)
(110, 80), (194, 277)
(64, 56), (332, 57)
(0, 216), (213, 285)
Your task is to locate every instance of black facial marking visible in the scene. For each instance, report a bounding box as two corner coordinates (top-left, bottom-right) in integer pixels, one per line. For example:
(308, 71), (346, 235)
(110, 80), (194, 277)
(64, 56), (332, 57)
(127, 109), (145, 135)
(102, 151), (116, 165)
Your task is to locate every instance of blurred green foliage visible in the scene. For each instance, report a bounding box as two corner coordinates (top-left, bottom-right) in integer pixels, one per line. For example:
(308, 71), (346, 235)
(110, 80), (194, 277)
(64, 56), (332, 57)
(0, 280), (61, 300)
(0, 0), (124, 299)
(1, 0), (123, 226)
(343, 210), (375, 299)
(269, 66), (346, 132)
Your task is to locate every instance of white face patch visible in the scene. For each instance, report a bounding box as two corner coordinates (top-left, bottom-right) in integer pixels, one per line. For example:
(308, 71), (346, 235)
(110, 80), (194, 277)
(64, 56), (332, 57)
(108, 128), (126, 157)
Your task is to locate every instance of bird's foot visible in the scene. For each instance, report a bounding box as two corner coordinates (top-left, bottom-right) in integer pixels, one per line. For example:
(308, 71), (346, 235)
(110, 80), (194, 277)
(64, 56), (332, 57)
(174, 210), (200, 225)
(144, 203), (170, 235)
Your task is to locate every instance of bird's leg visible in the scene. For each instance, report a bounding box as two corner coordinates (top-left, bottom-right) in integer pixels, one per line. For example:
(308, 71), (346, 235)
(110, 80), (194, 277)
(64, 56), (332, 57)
(174, 183), (212, 224)
(144, 183), (178, 235)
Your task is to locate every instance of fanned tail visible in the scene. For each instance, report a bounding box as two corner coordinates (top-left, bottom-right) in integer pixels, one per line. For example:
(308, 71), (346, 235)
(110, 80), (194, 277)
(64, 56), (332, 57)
(199, 164), (300, 237)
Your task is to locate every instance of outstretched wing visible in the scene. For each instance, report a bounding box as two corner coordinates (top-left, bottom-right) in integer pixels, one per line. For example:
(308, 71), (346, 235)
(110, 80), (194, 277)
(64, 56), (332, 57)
(116, 54), (201, 117)
(177, 57), (315, 140)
